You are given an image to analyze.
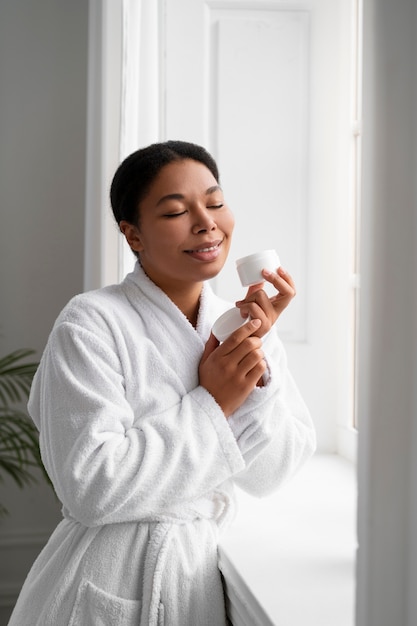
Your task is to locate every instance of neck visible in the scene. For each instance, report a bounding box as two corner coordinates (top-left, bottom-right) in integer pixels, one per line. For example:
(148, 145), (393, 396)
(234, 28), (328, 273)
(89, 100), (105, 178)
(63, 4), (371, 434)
(169, 284), (203, 328)
(138, 262), (203, 327)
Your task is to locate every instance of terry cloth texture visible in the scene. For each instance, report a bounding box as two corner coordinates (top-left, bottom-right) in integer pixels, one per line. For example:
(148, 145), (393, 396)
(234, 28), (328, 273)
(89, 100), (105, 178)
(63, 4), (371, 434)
(8, 262), (316, 626)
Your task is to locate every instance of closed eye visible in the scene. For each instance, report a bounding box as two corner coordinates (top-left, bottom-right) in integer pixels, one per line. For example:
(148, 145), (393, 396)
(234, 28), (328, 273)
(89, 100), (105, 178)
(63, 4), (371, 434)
(163, 211), (187, 218)
(207, 204), (224, 209)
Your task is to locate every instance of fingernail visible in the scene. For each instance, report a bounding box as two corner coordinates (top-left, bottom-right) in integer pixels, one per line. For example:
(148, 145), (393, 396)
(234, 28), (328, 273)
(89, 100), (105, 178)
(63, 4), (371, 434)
(250, 319), (261, 329)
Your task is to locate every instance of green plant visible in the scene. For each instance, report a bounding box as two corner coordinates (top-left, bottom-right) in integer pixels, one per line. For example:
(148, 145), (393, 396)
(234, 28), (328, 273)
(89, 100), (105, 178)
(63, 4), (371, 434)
(0, 349), (50, 517)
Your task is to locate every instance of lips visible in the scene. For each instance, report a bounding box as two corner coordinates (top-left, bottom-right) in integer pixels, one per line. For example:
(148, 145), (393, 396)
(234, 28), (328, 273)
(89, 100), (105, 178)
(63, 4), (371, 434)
(184, 239), (223, 254)
(184, 239), (223, 262)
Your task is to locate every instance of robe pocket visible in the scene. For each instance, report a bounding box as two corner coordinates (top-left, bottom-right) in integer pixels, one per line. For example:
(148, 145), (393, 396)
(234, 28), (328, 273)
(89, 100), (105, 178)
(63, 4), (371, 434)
(68, 579), (142, 626)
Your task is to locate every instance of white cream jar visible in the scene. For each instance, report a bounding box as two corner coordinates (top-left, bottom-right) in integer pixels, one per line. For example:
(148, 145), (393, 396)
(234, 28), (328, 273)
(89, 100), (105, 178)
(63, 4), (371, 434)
(236, 249), (280, 287)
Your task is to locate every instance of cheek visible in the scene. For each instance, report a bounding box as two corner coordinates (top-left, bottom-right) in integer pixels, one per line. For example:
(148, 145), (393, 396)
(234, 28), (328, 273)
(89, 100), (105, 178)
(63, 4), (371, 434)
(224, 210), (235, 235)
(141, 224), (177, 249)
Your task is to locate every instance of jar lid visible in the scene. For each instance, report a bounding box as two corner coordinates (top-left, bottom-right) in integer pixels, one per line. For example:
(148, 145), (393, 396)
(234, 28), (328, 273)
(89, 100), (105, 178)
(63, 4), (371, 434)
(212, 308), (250, 342)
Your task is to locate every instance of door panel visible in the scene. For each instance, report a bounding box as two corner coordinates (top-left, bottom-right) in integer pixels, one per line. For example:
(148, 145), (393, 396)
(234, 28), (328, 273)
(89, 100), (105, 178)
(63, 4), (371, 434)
(163, 0), (351, 450)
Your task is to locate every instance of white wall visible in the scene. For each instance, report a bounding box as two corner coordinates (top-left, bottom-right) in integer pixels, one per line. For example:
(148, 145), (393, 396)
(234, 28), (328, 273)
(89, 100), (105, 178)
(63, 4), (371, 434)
(0, 2), (88, 622)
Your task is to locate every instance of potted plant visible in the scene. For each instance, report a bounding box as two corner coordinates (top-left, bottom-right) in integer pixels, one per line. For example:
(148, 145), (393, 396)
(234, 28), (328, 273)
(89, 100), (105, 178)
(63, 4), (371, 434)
(0, 349), (50, 517)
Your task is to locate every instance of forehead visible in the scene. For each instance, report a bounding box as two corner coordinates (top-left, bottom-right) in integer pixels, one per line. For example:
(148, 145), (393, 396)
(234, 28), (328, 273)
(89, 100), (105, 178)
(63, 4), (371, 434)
(146, 159), (218, 198)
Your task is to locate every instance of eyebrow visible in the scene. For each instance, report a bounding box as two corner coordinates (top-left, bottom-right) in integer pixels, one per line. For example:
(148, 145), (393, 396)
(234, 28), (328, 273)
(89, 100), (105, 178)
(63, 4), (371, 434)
(156, 185), (222, 207)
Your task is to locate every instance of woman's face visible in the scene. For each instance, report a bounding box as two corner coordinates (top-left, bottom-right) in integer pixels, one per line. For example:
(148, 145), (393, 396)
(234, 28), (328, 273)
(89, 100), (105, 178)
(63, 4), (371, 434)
(122, 159), (235, 294)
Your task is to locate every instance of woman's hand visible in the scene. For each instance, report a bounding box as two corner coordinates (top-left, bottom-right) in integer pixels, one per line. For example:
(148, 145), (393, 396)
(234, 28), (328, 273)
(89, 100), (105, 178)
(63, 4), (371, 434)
(234, 266), (296, 338)
(199, 319), (267, 417)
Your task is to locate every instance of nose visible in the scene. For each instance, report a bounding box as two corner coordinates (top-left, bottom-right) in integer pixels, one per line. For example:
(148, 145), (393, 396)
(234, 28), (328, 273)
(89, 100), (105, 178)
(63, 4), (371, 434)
(192, 208), (217, 234)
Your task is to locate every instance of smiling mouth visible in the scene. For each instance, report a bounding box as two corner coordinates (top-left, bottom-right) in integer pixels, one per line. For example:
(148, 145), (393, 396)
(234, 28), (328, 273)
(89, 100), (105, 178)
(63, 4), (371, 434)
(185, 240), (223, 254)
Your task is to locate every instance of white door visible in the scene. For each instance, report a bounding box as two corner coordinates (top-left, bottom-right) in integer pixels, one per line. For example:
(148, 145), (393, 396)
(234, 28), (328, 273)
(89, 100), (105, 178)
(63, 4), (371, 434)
(142, 0), (353, 452)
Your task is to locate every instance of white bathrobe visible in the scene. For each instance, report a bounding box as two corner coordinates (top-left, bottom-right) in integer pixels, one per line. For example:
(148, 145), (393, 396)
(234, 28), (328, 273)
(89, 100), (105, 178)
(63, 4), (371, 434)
(8, 262), (316, 626)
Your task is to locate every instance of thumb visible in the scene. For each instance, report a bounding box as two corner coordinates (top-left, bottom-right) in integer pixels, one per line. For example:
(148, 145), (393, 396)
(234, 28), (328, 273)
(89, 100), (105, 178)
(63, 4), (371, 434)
(244, 281), (265, 299)
(235, 281), (265, 307)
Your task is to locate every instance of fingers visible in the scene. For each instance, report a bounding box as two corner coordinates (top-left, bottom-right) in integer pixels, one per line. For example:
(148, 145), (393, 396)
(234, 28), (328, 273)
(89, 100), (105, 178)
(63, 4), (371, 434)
(199, 318), (266, 416)
(219, 319), (261, 353)
(234, 267), (296, 337)
(237, 268), (296, 310)
(219, 321), (266, 381)
(238, 344), (267, 381)
(263, 266), (296, 298)
(235, 290), (273, 334)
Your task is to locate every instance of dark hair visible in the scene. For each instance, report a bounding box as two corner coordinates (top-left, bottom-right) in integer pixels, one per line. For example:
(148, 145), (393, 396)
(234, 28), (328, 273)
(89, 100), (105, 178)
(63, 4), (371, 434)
(110, 140), (220, 226)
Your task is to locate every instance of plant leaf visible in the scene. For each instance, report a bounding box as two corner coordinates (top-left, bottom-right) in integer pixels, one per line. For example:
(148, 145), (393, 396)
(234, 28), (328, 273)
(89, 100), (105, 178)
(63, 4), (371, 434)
(0, 407), (48, 488)
(0, 350), (53, 515)
(0, 350), (38, 406)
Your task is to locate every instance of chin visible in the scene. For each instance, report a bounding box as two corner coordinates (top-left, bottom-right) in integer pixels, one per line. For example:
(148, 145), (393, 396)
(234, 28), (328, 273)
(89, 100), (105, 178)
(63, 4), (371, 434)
(199, 260), (226, 281)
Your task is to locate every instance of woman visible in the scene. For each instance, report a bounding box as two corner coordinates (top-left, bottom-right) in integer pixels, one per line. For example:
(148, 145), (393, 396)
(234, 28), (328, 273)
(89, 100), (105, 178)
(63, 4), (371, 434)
(8, 141), (316, 625)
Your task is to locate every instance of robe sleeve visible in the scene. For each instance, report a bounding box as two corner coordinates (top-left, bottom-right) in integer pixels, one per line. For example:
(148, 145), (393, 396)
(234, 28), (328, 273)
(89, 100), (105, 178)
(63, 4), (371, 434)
(227, 330), (316, 497)
(28, 319), (245, 527)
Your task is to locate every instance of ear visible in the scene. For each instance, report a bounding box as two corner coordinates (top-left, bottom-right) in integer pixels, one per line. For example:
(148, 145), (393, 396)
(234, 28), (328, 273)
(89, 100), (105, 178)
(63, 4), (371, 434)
(119, 221), (144, 253)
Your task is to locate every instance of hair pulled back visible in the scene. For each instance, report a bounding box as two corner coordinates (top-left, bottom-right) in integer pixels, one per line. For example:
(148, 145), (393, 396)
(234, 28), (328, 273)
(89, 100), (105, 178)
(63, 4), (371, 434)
(110, 140), (220, 226)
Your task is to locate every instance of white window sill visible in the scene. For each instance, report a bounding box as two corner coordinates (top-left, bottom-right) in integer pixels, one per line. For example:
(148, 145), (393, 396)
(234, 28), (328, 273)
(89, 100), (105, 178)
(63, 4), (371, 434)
(219, 454), (357, 626)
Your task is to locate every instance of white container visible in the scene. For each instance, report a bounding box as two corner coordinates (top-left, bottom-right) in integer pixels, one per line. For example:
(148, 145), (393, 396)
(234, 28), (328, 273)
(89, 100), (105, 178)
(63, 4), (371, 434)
(236, 249), (280, 287)
(212, 308), (250, 342)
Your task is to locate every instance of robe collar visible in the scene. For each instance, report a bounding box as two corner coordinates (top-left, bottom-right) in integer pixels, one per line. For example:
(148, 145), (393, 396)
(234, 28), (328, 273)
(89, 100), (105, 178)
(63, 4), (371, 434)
(122, 262), (229, 388)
